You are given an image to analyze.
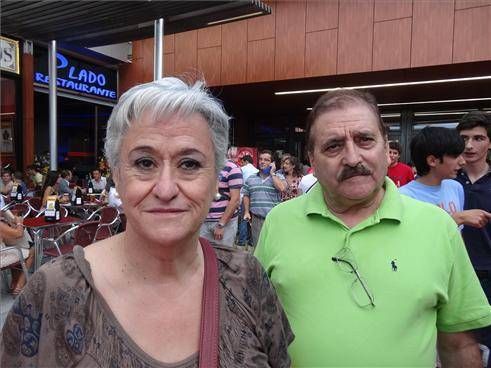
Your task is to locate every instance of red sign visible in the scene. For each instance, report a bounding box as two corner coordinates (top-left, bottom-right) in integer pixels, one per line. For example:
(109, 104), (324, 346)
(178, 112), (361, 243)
(236, 147), (258, 167)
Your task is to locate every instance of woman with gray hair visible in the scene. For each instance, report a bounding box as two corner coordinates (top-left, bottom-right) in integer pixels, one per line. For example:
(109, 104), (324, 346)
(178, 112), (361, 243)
(0, 78), (293, 367)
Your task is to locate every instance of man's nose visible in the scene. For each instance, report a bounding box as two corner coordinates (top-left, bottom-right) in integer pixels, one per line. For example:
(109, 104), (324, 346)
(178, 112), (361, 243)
(342, 140), (362, 166)
(152, 166), (179, 200)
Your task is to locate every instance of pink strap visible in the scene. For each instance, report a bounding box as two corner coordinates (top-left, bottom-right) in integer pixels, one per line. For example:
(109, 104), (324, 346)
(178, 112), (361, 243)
(198, 238), (220, 367)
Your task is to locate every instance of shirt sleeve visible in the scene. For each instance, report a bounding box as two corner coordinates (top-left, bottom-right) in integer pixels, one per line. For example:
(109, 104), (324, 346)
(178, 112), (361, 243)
(254, 256), (294, 367)
(436, 229), (491, 332)
(0, 270), (47, 366)
(241, 177), (251, 197)
(227, 165), (243, 190)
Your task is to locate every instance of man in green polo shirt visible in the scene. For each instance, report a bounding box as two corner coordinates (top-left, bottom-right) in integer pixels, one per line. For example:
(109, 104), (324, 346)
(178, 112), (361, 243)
(255, 89), (491, 366)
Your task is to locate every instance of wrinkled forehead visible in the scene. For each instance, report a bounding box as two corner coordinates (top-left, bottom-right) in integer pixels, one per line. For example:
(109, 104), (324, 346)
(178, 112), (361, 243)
(459, 126), (490, 139)
(312, 105), (382, 139)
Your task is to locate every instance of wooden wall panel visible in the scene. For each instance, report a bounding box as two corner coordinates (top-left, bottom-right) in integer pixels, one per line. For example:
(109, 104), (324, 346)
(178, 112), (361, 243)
(221, 21), (247, 85)
(274, 0), (306, 80)
(374, 0), (412, 22)
(247, 38), (275, 83)
(305, 29), (337, 77)
(119, 59), (144, 94)
(197, 47), (221, 86)
(373, 18), (411, 70)
(411, 1), (454, 67)
(164, 35), (174, 54)
(306, 0), (338, 32)
(248, 1), (275, 41)
(453, 5), (491, 62)
(338, 0), (374, 74)
(455, 0), (491, 9)
(142, 38), (154, 82)
(198, 26), (222, 48)
(174, 30), (198, 76)
(163, 53), (175, 76)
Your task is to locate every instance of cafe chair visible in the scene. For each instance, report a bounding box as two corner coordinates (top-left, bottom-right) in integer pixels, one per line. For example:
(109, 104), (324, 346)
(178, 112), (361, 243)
(26, 197), (43, 217)
(0, 245), (30, 291)
(43, 221), (99, 258)
(88, 206), (120, 241)
(7, 203), (31, 219)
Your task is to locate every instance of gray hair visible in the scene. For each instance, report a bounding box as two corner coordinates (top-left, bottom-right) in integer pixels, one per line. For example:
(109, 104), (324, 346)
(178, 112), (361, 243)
(104, 77), (229, 175)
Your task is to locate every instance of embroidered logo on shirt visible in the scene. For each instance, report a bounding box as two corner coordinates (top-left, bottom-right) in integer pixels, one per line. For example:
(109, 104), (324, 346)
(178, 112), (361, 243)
(391, 259), (398, 272)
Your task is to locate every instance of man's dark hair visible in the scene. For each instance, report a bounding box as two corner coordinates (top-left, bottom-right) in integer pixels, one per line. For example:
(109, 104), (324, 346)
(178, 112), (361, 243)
(456, 111), (491, 139)
(92, 168), (101, 175)
(259, 149), (273, 159)
(13, 171), (24, 181)
(410, 127), (465, 176)
(27, 164), (40, 172)
(60, 170), (70, 179)
(389, 141), (401, 154)
(242, 155), (253, 164)
(305, 89), (387, 153)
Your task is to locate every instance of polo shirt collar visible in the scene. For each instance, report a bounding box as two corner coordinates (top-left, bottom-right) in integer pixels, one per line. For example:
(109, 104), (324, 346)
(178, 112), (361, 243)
(303, 177), (402, 224)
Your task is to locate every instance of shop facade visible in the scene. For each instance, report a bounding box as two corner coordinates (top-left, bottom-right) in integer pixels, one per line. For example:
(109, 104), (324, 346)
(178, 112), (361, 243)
(119, 0), (491, 164)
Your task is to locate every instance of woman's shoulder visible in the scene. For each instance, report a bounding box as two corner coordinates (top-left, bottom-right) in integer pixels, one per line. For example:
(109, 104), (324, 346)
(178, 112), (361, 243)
(214, 246), (263, 277)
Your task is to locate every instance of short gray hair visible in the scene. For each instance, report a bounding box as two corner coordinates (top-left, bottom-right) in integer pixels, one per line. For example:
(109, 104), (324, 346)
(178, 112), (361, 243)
(104, 77), (229, 175)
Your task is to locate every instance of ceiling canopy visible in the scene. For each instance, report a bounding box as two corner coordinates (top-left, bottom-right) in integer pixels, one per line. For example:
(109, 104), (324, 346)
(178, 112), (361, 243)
(1, 0), (270, 47)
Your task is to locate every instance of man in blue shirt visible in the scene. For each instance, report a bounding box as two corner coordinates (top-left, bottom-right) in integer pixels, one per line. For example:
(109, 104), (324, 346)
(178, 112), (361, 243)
(400, 127), (490, 228)
(455, 111), (491, 352)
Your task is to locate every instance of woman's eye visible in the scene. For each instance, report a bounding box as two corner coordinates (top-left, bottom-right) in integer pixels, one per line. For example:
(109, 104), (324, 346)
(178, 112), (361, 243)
(180, 159), (201, 171)
(135, 158), (155, 170)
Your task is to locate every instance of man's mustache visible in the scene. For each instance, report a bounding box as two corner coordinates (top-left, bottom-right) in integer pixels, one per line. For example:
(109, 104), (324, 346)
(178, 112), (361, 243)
(338, 164), (372, 181)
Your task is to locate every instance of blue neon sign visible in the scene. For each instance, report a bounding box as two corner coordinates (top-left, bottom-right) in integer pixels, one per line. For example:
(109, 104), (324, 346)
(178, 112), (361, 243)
(34, 49), (117, 101)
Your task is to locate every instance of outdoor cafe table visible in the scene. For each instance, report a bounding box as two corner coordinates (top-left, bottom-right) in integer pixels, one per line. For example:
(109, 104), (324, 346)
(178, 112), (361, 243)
(24, 216), (82, 270)
(62, 201), (104, 219)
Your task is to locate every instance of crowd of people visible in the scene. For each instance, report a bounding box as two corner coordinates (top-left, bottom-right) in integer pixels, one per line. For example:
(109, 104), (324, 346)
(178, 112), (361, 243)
(0, 77), (490, 367)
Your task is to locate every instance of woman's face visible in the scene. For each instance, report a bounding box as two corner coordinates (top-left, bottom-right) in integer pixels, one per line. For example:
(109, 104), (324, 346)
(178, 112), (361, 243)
(282, 159), (293, 175)
(115, 112), (217, 246)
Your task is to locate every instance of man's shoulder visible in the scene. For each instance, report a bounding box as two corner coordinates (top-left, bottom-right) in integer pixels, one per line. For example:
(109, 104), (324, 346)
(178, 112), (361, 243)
(267, 194), (307, 220)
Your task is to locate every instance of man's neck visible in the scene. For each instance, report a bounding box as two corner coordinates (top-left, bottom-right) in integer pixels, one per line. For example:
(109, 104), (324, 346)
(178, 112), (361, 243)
(389, 161), (398, 168)
(416, 172), (442, 186)
(463, 160), (489, 183)
(324, 187), (385, 228)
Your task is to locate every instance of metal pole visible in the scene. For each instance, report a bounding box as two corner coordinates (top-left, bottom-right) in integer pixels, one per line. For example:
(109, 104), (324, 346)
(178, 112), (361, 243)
(154, 18), (163, 80)
(48, 40), (57, 171)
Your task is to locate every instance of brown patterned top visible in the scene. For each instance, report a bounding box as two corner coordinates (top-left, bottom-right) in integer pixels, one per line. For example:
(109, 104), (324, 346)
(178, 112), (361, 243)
(1, 246), (293, 367)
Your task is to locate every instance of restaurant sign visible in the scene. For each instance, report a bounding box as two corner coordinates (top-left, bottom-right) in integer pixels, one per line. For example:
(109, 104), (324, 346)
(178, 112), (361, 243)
(34, 48), (117, 101)
(0, 36), (20, 74)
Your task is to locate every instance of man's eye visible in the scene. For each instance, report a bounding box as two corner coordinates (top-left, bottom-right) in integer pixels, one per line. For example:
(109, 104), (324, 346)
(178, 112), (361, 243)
(180, 159), (201, 170)
(325, 144), (341, 152)
(135, 158), (155, 169)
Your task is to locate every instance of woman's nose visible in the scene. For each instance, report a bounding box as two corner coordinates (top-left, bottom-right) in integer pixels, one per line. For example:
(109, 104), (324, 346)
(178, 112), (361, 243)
(152, 166), (179, 200)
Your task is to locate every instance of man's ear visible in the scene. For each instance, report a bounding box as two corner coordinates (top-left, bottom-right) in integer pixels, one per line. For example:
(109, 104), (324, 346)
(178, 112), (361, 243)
(112, 167), (120, 188)
(426, 155), (438, 168)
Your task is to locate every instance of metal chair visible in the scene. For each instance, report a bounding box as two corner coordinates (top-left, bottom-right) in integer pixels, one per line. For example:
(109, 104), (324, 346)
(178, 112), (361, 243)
(0, 245), (30, 290)
(88, 206), (120, 241)
(7, 203), (31, 219)
(43, 221), (99, 258)
(26, 197), (43, 217)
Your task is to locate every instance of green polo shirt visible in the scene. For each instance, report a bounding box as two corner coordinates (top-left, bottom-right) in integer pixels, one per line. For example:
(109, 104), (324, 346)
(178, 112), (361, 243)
(255, 178), (491, 367)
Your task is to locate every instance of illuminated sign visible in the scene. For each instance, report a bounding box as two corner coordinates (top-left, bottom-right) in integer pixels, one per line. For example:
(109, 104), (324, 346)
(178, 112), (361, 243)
(34, 48), (117, 101)
(0, 36), (20, 74)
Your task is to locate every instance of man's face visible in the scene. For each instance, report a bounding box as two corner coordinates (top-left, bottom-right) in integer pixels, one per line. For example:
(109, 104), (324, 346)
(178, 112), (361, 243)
(459, 126), (490, 165)
(388, 148), (400, 166)
(1, 172), (11, 184)
(432, 154), (466, 180)
(258, 153), (272, 170)
(308, 104), (388, 207)
(92, 170), (101, 181)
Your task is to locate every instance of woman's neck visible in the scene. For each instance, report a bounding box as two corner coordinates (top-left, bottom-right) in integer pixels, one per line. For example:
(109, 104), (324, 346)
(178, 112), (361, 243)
(119, 228), (204, 283)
